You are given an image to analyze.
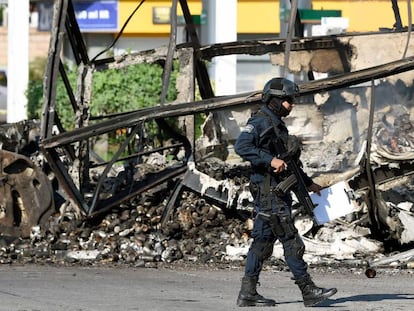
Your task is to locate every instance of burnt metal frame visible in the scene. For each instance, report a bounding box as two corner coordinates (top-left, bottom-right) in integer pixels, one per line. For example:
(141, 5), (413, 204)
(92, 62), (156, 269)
(40, 0), (414, 219)
(40, 0), (199, 217)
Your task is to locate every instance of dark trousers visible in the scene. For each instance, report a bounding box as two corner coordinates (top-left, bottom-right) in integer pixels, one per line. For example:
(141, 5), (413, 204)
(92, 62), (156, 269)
(244, 196), (308, 280)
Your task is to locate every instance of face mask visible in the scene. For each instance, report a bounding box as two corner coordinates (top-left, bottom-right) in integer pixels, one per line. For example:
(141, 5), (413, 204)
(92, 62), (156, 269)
(268, 100), (290, 117)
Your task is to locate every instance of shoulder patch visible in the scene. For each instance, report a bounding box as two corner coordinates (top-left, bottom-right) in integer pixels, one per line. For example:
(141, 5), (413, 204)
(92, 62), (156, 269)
(242, 124), (254, 133)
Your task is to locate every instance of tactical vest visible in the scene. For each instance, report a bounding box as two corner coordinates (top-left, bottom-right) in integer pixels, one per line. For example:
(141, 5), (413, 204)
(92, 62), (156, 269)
(254, 109), (303, 211)
(255, 109), (301, 161)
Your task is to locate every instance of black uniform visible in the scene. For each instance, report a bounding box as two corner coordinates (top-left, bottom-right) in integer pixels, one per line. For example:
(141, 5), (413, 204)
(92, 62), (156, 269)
(235, 77), (337, 308)
(235, 105), (312, 280)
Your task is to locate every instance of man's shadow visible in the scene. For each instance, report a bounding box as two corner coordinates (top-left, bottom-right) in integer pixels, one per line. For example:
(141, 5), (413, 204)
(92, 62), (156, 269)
(318, 293), (414, 307)
(279, 293), (414, 307)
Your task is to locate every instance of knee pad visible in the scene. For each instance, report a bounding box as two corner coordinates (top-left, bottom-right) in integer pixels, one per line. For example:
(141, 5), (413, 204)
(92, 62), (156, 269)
(283, 235), (305, 259)
(279, 215), (298, 239)
(251, 240), (275, 260)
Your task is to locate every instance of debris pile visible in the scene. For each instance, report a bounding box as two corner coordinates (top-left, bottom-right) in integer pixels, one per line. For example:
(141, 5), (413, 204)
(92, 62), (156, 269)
(0, 185), (249, 267)
(2, 116), (414, 270)
(0, 148), (385, 269)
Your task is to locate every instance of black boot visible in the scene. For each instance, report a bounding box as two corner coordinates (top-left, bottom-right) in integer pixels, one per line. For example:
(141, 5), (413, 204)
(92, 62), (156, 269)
(295, 275), (337, 307)
(237, 276), (276, 307)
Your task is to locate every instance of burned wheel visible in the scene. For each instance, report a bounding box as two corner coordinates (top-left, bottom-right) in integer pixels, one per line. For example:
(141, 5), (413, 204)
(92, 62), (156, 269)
(0, 150), (55, 238)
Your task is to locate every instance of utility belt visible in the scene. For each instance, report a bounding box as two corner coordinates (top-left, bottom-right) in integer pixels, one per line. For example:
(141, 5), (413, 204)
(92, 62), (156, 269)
(256, 210), (297, 238)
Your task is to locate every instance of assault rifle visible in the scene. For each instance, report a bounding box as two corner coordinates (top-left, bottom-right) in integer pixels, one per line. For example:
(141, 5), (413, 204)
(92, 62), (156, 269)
(261, 127), (316, 219)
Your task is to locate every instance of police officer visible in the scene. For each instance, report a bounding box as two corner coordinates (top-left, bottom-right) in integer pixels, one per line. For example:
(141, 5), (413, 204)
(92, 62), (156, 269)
(234, 77), (337, 307)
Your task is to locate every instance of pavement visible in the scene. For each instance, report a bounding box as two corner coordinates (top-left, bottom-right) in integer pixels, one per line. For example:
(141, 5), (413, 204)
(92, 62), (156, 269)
(0, 264), (414, 311)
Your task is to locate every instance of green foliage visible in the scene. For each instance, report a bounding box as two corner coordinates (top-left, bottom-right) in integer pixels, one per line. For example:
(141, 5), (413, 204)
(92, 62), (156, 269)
(26, 59), (78, 124)
(29, 57), (47, 80)
(26, 79), (43, 119)
(27, 57), (48, 119)
(195, 113), (206, 138)
(55, 69), (78, 129)
(91, 62), (177, 116)
(26, 58), (212, 161)
(26, 59), (179, 131)
(91, 62), (178, 146)
(193, 80), (216, 139)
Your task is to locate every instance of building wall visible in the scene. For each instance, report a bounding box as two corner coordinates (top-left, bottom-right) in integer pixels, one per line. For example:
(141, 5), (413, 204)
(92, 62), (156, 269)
(312, 0), (410, 33)
(0, 27), (50, 67)
(118, 1), (413, 35)
(0, 27), (6, 67)
(0, 0), (411, 66)
(119, 0), (202, 35)
(238, 0), (413, 34)
(238, 0), (283, 34)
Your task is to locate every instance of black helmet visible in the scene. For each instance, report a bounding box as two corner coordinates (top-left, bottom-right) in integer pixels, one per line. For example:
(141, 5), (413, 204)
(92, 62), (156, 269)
(262, 77), (299, 103)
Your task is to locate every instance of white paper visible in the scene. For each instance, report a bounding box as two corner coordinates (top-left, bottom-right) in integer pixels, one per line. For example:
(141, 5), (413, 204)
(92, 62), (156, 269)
(311, 181), (357, 225)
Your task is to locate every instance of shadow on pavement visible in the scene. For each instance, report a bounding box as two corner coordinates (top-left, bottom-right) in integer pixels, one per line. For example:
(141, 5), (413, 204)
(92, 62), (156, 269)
(321, 293), (414, 306)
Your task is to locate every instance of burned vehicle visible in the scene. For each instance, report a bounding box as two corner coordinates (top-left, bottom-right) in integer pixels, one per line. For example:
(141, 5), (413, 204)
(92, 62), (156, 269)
(2, 0), (414, 269)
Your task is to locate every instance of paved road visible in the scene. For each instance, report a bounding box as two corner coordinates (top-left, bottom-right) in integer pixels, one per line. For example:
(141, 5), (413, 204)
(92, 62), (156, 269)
(0, 264), (413, 311)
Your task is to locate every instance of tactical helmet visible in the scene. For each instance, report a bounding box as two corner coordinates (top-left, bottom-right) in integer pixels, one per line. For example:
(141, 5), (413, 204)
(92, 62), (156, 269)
(262, 77), (299, 104)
